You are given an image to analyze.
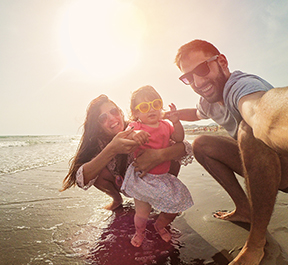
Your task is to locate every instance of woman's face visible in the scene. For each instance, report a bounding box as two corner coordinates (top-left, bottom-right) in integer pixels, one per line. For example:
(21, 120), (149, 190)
(98, 102), (125, 137)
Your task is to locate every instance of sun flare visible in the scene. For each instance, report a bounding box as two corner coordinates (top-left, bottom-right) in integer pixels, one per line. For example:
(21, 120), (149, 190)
(59, 0), (146, 81)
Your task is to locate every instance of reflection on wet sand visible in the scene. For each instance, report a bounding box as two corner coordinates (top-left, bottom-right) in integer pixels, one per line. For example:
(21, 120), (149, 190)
(84, 202), (232, 265)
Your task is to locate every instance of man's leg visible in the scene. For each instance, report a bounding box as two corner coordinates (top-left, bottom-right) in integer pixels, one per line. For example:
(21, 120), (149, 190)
(192, 135), (250, 222)
(231, 121), (281, 265)
(279, 155), (288, 191)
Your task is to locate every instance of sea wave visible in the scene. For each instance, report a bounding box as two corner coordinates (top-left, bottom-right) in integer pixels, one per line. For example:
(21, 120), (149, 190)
(0, 135), (80, 175)
(0, 135), (80, 148)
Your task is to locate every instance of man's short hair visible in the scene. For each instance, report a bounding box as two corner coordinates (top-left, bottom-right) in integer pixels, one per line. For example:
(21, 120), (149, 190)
(175, 39), (220, 69)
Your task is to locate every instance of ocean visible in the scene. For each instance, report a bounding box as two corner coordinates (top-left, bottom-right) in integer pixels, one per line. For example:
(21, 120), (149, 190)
(0, 135), (81, 175)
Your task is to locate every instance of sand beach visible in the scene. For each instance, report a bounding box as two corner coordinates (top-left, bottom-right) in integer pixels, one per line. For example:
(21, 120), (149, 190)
(1, 155), (288, 264)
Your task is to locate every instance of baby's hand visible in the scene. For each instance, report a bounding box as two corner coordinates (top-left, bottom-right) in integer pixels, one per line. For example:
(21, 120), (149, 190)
(166, 103), (179, 124)
(133, 130), (150, 145)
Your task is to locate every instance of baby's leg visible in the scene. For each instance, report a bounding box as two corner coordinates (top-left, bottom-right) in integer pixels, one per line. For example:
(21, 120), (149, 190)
(154, 212), (178, 242)
(131, 199), (151, 247)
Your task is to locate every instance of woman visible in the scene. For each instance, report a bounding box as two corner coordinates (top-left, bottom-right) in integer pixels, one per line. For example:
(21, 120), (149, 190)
(62, 94), (192, 211)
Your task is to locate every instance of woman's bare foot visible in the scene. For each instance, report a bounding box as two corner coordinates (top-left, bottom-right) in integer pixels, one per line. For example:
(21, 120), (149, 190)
(103, 199), (123, 211)
(131, 232), (145, 247)
(229, 242), (265, 265)
(213, 209), (250, 223)
(154, 224), (171, 242)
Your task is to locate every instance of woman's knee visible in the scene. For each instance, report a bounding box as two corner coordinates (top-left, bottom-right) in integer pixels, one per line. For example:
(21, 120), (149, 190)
(94, 168), (117, 190)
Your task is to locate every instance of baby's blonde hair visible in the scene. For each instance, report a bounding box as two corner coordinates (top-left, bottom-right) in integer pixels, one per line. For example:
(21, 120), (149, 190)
(130, 85), (162, 121)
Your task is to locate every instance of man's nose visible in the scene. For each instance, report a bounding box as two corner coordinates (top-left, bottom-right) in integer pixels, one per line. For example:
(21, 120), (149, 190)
(192, 74), (206, 88)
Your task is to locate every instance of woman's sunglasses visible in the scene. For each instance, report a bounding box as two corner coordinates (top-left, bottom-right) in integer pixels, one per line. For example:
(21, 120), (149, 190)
(179, 55), (219, 85)
(134, 99), (163, 113)
(98, 107), (120, 124)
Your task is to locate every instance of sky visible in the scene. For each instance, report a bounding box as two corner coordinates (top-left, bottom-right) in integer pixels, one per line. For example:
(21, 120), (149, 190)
(0, 0), (288, 135)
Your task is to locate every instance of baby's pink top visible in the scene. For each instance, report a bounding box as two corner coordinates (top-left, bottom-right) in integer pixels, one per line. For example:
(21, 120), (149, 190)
(127, 120), (174, 174)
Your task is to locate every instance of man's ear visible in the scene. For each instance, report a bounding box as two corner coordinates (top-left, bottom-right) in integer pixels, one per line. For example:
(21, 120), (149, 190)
(217, 54), (228, 68)
(217, 54), (230, 76)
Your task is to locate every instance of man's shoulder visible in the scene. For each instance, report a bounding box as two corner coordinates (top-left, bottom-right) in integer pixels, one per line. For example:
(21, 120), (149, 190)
(227, 71), (273, 89)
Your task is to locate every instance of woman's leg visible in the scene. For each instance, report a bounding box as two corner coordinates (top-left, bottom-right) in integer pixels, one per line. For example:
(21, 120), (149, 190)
(131, 199), (151, 247)
(168, 160), (181, 177)
(94, 167), (122, 210)
(154, 212), (178, 242)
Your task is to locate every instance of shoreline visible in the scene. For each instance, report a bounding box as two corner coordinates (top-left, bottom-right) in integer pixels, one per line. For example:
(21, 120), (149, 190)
(0, 158), (288, 264)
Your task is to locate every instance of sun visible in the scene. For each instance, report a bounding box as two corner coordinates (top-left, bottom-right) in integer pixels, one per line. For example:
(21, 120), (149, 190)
(59, 0), (146, 81)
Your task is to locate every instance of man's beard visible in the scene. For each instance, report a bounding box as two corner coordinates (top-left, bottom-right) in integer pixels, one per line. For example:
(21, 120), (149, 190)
(202, 63), (227, 103)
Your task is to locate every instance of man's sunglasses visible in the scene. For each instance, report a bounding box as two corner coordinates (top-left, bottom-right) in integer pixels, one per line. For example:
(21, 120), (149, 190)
(179, 55), (219, 85)
(135, 99), (163, 113)
(98, 107), (120, 124)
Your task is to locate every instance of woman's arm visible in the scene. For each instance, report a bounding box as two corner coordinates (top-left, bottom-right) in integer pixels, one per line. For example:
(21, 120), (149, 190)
(133, 142), (186, 177)
(82, 129), (138, 185)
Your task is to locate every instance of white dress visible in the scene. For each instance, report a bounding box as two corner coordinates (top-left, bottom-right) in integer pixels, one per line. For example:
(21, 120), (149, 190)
(121, 164), (193, 213)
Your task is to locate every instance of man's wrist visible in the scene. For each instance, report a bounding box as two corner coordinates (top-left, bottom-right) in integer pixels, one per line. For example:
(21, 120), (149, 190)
(172, 120), (180, 125)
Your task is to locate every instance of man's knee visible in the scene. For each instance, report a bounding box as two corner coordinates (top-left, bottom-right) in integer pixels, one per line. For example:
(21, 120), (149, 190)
(192, 135), (217, 160)
(238, 120), (253, 142)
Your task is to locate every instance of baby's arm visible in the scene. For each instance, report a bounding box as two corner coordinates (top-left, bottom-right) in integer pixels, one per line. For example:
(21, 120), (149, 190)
(133, 130), (150, 145)
(167, 103), (184, 143)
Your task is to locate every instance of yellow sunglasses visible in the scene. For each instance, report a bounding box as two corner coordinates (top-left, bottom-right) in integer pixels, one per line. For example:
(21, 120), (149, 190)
(134, 99), (163, 113)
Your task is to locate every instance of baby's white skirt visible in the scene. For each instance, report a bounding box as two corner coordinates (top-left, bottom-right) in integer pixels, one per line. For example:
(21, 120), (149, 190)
(121, 164), (193, 213)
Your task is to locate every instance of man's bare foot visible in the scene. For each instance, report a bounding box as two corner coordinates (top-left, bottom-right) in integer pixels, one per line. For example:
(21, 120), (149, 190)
(103, 199), (123, 211)
(131, 232), (145, 247)
(229, 242), (265, 265)
(213, 209), (250, 223)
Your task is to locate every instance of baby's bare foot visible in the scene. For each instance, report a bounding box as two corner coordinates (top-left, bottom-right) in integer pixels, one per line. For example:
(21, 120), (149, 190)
(154, 224), (171, 242)
(131, 232), (145, 247)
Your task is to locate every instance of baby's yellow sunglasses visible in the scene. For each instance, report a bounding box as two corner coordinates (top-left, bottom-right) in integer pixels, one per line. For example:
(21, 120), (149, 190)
(134, 99), (163, 113)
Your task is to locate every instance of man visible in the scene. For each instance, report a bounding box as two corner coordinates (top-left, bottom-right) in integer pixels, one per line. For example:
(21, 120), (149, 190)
(168, 39), (288, 265)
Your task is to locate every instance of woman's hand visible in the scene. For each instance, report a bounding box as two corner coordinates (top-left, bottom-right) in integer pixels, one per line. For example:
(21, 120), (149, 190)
(133, 142), (186, 177)
(133, 148), (163, 177)
(108, 129), (139, 155)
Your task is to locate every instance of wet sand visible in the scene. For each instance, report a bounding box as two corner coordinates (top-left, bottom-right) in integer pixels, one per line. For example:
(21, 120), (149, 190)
(0, 159), (288, 264)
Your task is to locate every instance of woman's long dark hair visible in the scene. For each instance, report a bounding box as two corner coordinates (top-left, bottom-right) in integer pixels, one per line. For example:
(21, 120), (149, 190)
(61, 95), (125, 191)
